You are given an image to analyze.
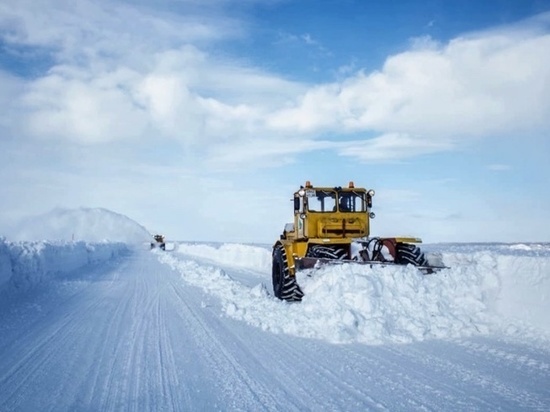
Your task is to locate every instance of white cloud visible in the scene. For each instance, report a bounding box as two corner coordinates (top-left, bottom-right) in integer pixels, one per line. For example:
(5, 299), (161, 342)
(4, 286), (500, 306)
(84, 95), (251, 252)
(0, 71), (24, 131)
(0, 0), (240, 55)
(21, 67), (149, 143)
(266, 16), (550, 147)
(2, 2), (550, 166)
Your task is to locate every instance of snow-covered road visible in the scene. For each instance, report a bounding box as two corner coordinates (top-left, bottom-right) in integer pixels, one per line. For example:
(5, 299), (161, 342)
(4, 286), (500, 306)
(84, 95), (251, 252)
(1, 247), (549, 411)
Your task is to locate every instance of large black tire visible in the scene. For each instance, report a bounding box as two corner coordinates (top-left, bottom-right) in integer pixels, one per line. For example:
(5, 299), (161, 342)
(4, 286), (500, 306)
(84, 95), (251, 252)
(272, 245), (304, 302)
(306, 245), (347, 260)
(395, 243), (428, 266)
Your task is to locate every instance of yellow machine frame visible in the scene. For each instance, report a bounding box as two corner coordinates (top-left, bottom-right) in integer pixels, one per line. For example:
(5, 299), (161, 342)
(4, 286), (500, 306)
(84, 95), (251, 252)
(274, 181), (421, 276)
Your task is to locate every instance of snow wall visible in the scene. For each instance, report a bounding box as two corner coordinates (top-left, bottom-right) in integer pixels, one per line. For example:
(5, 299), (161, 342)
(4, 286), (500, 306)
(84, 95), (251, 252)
(0, 238), (128, 291)
(426, 243), (550, 334)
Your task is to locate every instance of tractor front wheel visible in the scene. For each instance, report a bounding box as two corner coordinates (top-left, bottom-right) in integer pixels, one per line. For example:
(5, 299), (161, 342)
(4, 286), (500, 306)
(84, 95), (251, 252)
(272, 245), (304, 302)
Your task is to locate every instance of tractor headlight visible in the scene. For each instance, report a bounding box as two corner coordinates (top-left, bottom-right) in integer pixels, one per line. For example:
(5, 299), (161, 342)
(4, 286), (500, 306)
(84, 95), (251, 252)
(367, 189), (375, 197)
(298, 188), (306, 197)
(369, 212), (376, 219)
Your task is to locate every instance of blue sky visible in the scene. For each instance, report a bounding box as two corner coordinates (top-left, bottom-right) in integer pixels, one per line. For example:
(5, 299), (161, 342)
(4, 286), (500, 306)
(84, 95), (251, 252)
(1, 0), (549, 244)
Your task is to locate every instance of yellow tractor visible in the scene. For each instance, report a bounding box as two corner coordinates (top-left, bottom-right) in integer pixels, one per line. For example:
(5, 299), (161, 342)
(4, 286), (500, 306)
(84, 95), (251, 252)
(151, 234), (166, 251)
(272, 181), (445, 301)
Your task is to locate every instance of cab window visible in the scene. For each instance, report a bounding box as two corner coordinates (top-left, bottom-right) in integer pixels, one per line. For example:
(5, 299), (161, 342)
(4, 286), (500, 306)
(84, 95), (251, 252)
(307, 190), (336, 212)
(338, 192), (366, 212)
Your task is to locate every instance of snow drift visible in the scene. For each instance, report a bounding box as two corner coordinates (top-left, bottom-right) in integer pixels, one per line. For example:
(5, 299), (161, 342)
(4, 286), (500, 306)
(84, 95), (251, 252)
(162, 242), (550, 345)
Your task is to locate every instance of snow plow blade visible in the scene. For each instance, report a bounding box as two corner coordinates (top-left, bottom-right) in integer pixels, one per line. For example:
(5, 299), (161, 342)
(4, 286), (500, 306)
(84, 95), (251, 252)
(295, 257), (449, 274)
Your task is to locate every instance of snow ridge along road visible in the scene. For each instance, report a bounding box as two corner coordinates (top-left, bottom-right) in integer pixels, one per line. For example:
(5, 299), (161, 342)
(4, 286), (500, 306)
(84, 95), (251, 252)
(0, 243), (549, 411)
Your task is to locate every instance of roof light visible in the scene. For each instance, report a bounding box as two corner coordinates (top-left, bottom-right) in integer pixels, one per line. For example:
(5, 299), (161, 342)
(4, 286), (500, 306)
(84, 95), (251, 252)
(349, 181), (354, 188)
(305, 181), (312, 188)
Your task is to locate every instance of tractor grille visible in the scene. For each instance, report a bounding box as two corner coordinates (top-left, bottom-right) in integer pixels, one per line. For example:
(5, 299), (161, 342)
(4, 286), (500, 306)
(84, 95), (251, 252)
(318, 219), (367, 237)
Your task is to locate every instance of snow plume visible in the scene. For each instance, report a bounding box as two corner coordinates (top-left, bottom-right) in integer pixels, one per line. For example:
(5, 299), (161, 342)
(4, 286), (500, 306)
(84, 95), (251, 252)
(0, 238), (128, 290)
(10, 207), (151, 243)
(160, 242), (550, 345)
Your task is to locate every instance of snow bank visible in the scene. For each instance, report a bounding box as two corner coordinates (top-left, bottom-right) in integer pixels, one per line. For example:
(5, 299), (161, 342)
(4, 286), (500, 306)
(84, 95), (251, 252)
(424, 243), (550, 333)
(10, 207), (151, 244)
(0, 238), (128, 291)
(159, 242), (550, 345)
(176, 242), (271, 272)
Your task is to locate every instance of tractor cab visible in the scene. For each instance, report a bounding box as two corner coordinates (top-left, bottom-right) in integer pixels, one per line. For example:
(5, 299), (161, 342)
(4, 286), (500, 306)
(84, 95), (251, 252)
(292, 181), (374, 240)
(294, 181), (374, 213)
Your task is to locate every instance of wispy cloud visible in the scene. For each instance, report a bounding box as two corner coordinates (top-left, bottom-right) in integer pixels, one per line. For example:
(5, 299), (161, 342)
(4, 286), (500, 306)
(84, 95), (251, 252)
(301, 33), (317, 45)
(337, 133), (455, 163)
(487, 164), (511, 171)
(273, 30), (332, 59)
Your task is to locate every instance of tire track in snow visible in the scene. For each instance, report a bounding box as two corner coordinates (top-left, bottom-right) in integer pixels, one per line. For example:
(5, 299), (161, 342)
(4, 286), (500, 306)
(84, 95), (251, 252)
(244, 332), (390, 411)
(393, 341), (550, 411)
(155, 294), (180, 412)
(96, 271), (149, 411)
(75, 266), (137, 410)
(102, 253), (192, 412)
(456, 339), (550, 374)
(170, 294), (324, 411)
(0, 268), (127, 411)
(168, 281), (283, 411)
(112, 266), (166, 411)
(344, 344), (497, 411)
(157, 256), (398, 410)
(76, 252), (192, 411)
(161, 254), (390, 411)
(0, 251), (195, 411)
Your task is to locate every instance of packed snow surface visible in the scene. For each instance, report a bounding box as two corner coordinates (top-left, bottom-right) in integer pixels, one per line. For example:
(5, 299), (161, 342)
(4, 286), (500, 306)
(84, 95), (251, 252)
(1, 209), (549, 410)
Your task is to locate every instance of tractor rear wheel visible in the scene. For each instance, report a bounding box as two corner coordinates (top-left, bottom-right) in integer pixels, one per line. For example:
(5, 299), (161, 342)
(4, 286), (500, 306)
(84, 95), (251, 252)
(272, 245), (304, 302)
(396, 243), (428, 266)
